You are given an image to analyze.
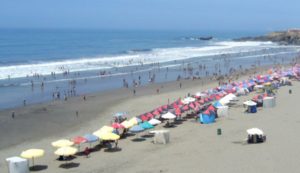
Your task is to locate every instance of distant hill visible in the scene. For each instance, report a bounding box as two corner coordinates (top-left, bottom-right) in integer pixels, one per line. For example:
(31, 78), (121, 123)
(235, 29), (300, 45)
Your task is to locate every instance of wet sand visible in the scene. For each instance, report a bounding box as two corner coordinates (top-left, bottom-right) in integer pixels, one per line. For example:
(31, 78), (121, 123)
(1, 66), (299, 173)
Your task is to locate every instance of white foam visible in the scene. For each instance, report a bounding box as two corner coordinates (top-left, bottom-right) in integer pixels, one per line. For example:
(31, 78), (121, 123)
(0, 41), (295, 80)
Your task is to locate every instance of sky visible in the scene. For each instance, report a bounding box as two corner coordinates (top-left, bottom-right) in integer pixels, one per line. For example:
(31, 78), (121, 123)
(0, 0), (299, 31)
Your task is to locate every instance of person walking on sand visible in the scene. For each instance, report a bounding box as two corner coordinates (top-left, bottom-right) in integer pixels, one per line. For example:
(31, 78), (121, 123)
(115, 140), (119, 149)
(76, 111), (79, 118)
(11, 111), (15, 119)
(133, 89), (136, 96)
(156, 88), (159, 94)
(84, 147), (90, 158)
(179, 82), (182, 88)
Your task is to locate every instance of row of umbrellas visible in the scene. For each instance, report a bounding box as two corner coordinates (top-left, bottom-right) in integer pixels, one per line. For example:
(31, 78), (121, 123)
(18, 66), (300, 168)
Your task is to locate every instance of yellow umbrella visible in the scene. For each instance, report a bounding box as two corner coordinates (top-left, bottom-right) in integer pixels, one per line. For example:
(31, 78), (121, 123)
(52, 139), (74, 148)
(98, 126), (114, 133)
(121, 120), (134, 129)
(20, 149), (44, 166)
(54, 146), (78, 156)
(128, 117), (138, 125)
(99, 132), (120, 141)
(93, 131), (120, 140)
(93, 130), (107, 138)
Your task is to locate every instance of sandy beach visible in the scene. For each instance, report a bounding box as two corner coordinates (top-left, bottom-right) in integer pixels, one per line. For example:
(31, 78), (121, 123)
(1, 66), (299, 173)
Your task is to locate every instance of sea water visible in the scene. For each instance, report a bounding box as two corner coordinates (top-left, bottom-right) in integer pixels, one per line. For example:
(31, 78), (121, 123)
(0, 29), (299, 109)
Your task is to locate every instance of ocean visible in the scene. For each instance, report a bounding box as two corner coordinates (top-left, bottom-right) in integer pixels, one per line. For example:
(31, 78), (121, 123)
(0, 29), (299, 110)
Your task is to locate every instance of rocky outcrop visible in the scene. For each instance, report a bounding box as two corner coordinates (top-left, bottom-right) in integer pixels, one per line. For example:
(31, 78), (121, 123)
(235, 29), (300, 45)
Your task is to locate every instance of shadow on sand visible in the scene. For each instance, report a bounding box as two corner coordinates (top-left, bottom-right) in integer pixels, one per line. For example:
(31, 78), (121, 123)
(104, 147), (122, 153)
(131, 138), (146, 142)
(30, 165), (48, 171)
(59, 162), (80, 169)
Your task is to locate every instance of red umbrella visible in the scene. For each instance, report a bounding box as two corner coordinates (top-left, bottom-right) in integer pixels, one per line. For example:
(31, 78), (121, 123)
(140, 115), (149, 121)
(175, 108), (181, 116)
(215, 95), (221, 100)
(112, 123), (125, 129)
(152, 110), (160, 116)
(182, 105), (189, 111)
(203, 109), (210, 115)
(199, 99), (205, 104)
(177, 99), (183, 105)
(173, 103), (179, 109)
(72, 136), (87, 145)
(157, 107), (163, 113)
(162, 105), (168, 110)
(194, 102), (201, 107)
(189, 102), (195, 109)
(146, 112), (154, 119)
(208, 105), (215, 111)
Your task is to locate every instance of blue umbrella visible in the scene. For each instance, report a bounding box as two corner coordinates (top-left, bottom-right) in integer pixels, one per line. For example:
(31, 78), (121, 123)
(213, 101), (223, 108)
(140, 121), (154, 129)
(83, 134), (99, 143)
(129, 125), (145, 133)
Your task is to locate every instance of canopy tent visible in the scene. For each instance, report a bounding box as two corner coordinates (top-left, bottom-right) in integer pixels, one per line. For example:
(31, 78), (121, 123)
(199, 111), (216, 124)
(148, 118), (161, 126)
(181, 97), (196, 104)
(161, 112), (176, 119)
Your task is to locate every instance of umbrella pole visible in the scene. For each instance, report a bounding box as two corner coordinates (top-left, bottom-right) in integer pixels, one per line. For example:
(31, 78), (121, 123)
(32, 157), (34, 167)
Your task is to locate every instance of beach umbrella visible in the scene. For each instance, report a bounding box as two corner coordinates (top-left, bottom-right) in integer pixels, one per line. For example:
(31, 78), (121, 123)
(140, 115), (148, 121)
(52, 139), (74, 148)
(189, 102), (195, 109)
(129, 125), (145, 133)
(152, 110), (160, 116)
(98, 132), (120, 141)
(175, 108), (181, 116)
(148, 118), (161, 126)
(182, 105), (189, 111)
(83, 134), (99, 143)
(161, 112), (176, 119)
(72, 136), (87, 145)
(54, 146), (78, 156)
(121, 120), (134, 129)
(146, 112), (154, 119)
(140, 121), (154, 129)
(111, 123), (125, 129)
(99, 126), (114, 133)
(20, 149), (44, 167)
(213, 101), (223, 108)
(208, 105), (215, 111)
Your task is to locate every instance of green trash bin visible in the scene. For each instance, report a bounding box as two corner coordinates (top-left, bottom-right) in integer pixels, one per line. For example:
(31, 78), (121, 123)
(217, 128), (222, 135)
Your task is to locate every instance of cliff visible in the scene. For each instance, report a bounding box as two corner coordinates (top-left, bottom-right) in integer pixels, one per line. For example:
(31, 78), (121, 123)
(235, 29), (300, 45)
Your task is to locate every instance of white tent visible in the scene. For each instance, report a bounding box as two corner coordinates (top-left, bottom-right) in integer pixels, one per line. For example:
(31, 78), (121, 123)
(148, 118), (161, 126)
(247, 128), (264, 135)
(195, 92), (207, 97)
(161, 112), (176, 119)
(181, 97), (196, 104)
